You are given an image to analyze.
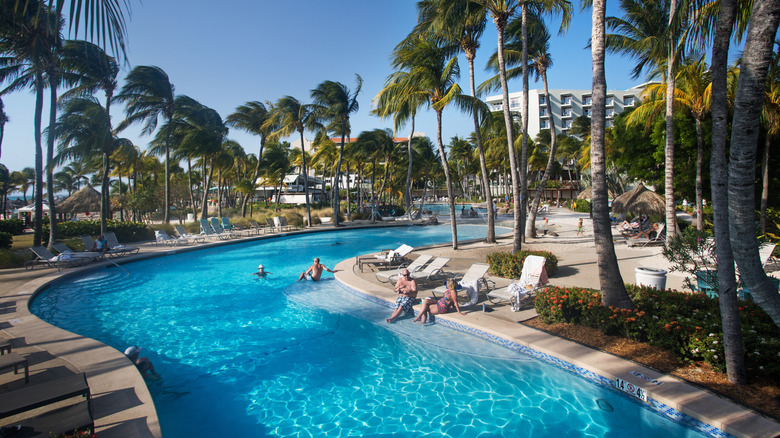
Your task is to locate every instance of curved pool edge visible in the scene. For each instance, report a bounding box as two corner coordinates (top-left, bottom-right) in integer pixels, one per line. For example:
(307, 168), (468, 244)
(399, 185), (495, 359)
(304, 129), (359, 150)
(332, 258), (779, 438)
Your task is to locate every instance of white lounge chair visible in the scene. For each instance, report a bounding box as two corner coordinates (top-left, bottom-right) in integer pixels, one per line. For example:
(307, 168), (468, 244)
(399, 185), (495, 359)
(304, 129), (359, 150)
(274, 216), (294, 231)
(174, 225), (206, 243)
(51, 243), (104, 261)
(152, 230), (179, 246)
(759, 242), (778, 269)
(627, 223), (666, 247)
(104, 231), (140, 255)
(355, 244), (414, 272)
(209, 218), (237, 238)
(406, 256), (450, 284)
(375, 254), (433, 283)
(486, 255), (549, 311)
(431, 263), (491, 308)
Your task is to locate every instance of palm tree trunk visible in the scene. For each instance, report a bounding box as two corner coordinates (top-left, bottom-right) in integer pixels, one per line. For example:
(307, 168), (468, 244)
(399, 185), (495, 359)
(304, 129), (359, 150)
(710, 0), (746, 385)
(46, 75), (58, 247)
(694, 116), (704, 230)
(760, 133), (770, 233)
(334, 135), (346, 226)
(728, 0), (780, 327)
(164, 122), (172, 223)
(217, 169), (223, 219)
(187, 158), (196, 220)
(527, 75), (558, 238)
(591, 0), (633, 309)
(345, 162), (351, 220)
(495, 17), (522, 253)
(664, 0), (678, 237)
(520, 4), (530, 243)
(299, 130), (312, 227)
(436, 110), (458, 250)
(33, 73), (44, 247)
(405, 116), (415, 221)
(200, 159), (214, 220)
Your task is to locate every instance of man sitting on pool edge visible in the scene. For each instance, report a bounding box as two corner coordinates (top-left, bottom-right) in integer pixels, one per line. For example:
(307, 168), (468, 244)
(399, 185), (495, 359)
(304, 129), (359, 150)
(386, 268), (418, 323)
(298, 257), (336, 281)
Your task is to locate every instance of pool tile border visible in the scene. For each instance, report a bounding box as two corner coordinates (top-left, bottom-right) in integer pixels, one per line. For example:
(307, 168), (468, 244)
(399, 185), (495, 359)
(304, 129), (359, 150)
(334, 278), (733, 438)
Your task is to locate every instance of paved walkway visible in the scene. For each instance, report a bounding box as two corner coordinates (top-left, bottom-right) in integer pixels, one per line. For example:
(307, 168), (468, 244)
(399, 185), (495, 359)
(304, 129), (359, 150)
(0, 216), (777, 437)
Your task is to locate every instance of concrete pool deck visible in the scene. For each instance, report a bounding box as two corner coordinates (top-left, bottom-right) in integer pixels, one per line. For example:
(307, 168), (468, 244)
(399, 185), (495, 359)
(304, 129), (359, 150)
(0, 212), (778, 437)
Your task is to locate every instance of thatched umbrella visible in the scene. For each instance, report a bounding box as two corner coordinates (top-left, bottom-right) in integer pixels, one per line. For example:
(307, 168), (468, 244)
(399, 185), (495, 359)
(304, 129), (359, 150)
(57, 184), (102, 215)
(577, 186), (616, 200)
(610, 182), (664, 217)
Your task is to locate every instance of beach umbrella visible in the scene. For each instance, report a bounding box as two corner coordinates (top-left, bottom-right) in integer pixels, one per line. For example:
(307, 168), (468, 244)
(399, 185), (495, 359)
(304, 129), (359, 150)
(610, 182), (664, 217)
(56, 183), (102, 214)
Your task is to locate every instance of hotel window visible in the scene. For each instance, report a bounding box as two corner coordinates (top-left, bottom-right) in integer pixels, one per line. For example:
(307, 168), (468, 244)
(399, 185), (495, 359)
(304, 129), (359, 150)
(561, 95), (572, 105)
(562, 119), (571, 129)
(539, 95), (547, 105)
(582, 96), (592, 105)
(491, 103), (502, 111)
(540, 119), (549, 129)
(624, 96), (635, 106)
(606, 96), (614, 106)
(583, 108), (590, 117)
(606, 120), (613, 128)
(562, 108), (571, 117)
(540, 107), (548, 116)
(606, 108), (614, 117)
(510, 97), (520, 108)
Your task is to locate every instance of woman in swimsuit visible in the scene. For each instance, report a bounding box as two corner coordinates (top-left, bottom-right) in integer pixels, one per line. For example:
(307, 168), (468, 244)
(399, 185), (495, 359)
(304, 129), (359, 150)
(413, 279), (466, 324)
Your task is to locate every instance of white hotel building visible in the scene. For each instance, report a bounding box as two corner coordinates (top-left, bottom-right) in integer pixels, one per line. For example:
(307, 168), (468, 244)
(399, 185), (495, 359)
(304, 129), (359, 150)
(484, 84), (649, 140)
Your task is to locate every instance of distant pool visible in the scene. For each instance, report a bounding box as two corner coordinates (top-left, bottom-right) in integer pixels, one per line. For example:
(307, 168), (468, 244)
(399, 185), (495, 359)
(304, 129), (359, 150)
(31, 225), (709, 437)
(423, 203), (488, 216)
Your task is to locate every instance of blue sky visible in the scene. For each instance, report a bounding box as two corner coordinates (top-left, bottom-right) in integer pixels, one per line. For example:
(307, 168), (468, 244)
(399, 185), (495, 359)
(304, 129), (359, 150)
(2, 0), (650, 174)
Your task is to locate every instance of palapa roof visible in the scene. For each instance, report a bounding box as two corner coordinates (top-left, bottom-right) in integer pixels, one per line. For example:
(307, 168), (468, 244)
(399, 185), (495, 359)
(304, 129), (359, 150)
(56, 184), (102, 214)
(610, 182), (664, 217)
(577, 186), (616, 200)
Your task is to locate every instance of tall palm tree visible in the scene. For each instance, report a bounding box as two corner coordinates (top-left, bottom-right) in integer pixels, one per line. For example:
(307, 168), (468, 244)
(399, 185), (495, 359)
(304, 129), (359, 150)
(0, 96), (7, 160)
(728, 0), (780, 328)
(760, 43), (780, 234)
(311, 75), (363, 226)
(226, 101), (276, 217)
(591, 0), (633, 309)
(415, 0), (498, 242)
(115, 65), (176, 223)
(388, 34), (471, 249)
(55, 96), (132, 232)
(0, 0), (60, 246)
(265, 96), (322, 227)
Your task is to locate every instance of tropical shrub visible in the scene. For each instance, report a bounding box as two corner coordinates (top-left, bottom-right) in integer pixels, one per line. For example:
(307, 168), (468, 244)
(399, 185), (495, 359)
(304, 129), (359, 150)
(572, 199), (591, 213)
(0, 219), (24, 235)
(0, 232), (12, 249)
(486, 251), (558, 278)
(535, 285), (779, 376)
(0, 249), (31, 268)
(44, 220), (154, 243)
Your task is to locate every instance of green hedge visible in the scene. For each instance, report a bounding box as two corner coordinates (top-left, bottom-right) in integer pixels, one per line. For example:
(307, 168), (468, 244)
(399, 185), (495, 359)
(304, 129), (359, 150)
(44, 220), (154, 243)
(486, 250), (558, 278)
(0, 232), (11, 249)
(534, 285), (778, 377)
(0, 219), (24, 235)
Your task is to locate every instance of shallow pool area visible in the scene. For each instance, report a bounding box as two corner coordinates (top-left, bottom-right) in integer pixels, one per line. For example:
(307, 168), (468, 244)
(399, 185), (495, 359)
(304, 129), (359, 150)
(30, 225), (712, 437)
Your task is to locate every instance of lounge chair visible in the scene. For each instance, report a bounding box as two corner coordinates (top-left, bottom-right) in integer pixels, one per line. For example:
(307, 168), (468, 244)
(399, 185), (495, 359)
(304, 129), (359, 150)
(375, 254), (433, 283)
(104, 231), (140, 255)
(431, 263), (491, 308)
(209, 218), (238, 238)
(759, 242), (778, 270)
(275, 216), (294, 231)
(0, 352), (29, 383)
(25, 246), (92, 270)
(174, 225), (206, 243)
(627, 223), (666, 247)
(221, 217), (234, 230)
(152, 230), (179, 247)
(406, 256), (450, 284)
(248, 221), (267, 235)
(80, 236), (125, 258)
(50, 243), (104, 262)
(355, 244), (414, 272)
(200, 219), (229, 240)
(265, 217), (279, 232)
(486, 255), (549, 311)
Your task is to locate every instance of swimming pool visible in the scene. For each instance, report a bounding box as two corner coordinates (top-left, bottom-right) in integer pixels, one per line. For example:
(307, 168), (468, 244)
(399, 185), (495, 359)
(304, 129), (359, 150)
(423, 203), (488, 216)
(31, 225), (709, 437)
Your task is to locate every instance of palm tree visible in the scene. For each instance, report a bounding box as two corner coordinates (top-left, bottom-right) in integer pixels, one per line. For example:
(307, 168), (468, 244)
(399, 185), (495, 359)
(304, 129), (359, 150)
(0, 0), (59, 246)
(115, 65), (176, 223)
(415, 0), (499, 242)
(55, 96), (132, 231)
(0, 96), (7, 160)
(226, 101), (276, 217)
(591, 0), (633, 309)
(728, 0), (780, 328)
(760, 43), (780, 234)
(311, 75), (363, 226)
(265, 96), (322, 227)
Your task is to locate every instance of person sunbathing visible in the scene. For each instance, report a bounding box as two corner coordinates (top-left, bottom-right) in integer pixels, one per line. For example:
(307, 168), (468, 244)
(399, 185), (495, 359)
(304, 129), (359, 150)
(632, 222), (660, 239)
(413, 279), (466, 324)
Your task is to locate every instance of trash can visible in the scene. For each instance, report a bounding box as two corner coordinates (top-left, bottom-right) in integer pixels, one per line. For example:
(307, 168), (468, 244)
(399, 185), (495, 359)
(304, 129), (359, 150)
(635, 267), (667, 290)
(186, 213), (194, 222)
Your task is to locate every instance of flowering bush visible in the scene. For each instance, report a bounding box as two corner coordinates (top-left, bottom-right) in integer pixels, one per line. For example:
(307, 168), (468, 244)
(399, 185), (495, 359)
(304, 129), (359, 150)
(535, 284), (779, 377)
(486, 250), (558, 278)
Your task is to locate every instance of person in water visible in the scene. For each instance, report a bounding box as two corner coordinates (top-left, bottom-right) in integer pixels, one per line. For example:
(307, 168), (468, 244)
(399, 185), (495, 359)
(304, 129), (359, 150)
(386, 269), (418, 323)
(298, 257), (335, 281)
(413, 279), (466, 324)
(124, 345), (159, 378)
(251, 264), (272, 278)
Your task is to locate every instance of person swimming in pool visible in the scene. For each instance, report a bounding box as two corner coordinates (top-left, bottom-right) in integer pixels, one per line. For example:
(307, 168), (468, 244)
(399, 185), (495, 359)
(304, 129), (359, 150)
(251, 264), (272, 278)
(124, 345), (159, 378)
(298, 257), (335, 281)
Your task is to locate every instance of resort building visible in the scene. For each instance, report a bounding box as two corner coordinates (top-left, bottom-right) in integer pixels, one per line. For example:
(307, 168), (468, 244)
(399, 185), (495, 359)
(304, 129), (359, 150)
(484, 83), (652, 140)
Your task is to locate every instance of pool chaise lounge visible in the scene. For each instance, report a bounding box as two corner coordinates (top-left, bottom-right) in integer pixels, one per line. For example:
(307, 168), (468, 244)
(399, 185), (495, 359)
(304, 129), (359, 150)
(486, 255), (549, 311)
(80, 236), (127, 258)
(408, 256), (451, 284)
(103, 232), (141, 256)
(355, 244), (414, 272)
(25, 246), (96, 270)
(375, 254), (433, 283)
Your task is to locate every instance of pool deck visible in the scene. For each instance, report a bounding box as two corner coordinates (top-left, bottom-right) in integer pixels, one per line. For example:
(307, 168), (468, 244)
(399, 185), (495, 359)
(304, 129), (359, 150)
(0, 214), (778, 437)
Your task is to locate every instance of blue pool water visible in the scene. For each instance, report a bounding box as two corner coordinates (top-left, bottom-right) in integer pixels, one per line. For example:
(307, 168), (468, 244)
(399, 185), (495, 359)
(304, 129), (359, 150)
(31, 225), (708, 437)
